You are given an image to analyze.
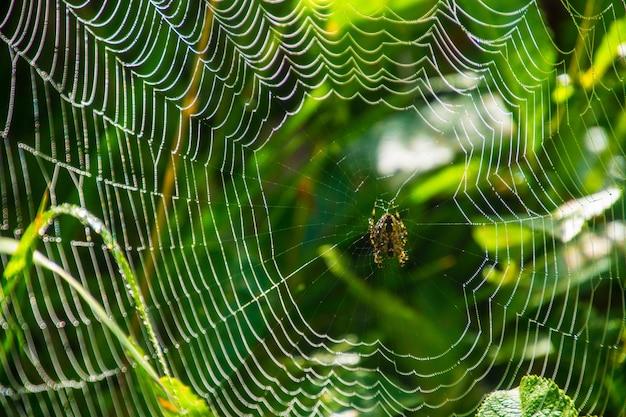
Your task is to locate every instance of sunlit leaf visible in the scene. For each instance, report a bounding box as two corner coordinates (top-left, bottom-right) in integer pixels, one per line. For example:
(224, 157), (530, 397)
(410, 161), (481, 203)
(581, 17), (626, 89)
(535, 187), (623, 242)
(482, 261), (520, 285)
(158, 377), (213, 417)
(519, 375), (577, 417)
(478, 375), (578, 417)
(473, 224), (533, 254)
(478, 389), (521, 417)
(456, 0), (556, 152)
(552, 74), (575, 103)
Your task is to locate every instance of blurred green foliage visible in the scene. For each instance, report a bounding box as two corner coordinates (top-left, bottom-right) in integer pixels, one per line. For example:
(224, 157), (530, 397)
(2, 0), (626, 416)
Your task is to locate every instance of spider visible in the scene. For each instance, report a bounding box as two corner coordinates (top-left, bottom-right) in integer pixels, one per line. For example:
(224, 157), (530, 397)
(368, 203), (408, 268)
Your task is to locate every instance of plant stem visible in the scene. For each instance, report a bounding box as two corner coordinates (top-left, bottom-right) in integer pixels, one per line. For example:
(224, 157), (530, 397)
(0, 237), (162, 384)
(2, 203), (169, 375)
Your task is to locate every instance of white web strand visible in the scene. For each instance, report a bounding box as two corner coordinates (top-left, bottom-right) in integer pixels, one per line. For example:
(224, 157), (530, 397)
(0, 0), (625, 416)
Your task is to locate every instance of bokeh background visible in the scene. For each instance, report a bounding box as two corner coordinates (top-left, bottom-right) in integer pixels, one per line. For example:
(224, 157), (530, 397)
(1, 0), (626, 416)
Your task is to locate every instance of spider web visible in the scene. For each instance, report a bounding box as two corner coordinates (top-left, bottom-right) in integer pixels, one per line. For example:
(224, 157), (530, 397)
(1, 0), (625, 416)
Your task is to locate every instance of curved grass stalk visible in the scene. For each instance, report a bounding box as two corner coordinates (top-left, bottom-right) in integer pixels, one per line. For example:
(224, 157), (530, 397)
(1, 202), (216, 415)
(0, 237), (161, 384)
(2, 203), (168, 375)
(0, 237), (213, 416)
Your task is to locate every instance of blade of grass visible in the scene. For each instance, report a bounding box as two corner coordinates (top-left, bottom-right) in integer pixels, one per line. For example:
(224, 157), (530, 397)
(0, 237), (214, 416)
(2, 203), (169, 375)
(0, 237), (160, 384)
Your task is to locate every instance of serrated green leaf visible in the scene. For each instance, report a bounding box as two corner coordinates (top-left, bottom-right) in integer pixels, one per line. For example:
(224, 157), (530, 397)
(477, 376), (578, 417)
(477, 389), (521, 417)
(520, 375), (577, 417)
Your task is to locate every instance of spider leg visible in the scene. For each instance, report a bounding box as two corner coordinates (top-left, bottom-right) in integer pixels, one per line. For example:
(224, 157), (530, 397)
(374, 251), (382, 268)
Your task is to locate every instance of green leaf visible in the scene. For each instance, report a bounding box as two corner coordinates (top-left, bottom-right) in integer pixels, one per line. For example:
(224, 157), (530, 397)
(3, 196), (51, 281)
(323, 0), (436, 35)
(318, 244), (449, 358)
(477, 375), (578, 417)
(519, 375), (577, 417)
(524, 187), (622, 242)
(456, 0), (556, 153)
(477, 389), (521, 417)
(473, 224), (533, 254)
(318, 244), (422, 324)
(158, 377), (213, 417)
(552, 79), (575, 104)
(410, 161), (481, 203)
(482, 261), (520, 286)
(489, 334), (553, 364)
(580, 17), (626, 89)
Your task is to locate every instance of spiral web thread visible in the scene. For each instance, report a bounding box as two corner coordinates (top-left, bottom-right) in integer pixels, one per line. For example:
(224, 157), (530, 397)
(1, 0), (625, 416)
